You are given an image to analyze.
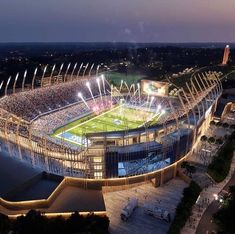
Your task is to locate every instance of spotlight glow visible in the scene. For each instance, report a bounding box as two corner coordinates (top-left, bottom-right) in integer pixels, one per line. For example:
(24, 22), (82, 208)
(85, 81), (96, 103)
(148, 96), (155, 110)
(78, 92), (90, 109)
(101, 74), (106, 94)
(96, 77), (103, 100)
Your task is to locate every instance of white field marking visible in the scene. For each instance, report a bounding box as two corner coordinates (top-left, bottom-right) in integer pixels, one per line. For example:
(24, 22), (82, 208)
(55, 104), (123, 137)
(137, 111), (162, 128)
(55, 134), (83, 146)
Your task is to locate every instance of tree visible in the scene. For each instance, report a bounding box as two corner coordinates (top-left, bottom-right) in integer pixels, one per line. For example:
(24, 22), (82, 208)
(230, 124), (235, 130)
(207, 131), (235, 182)
(201, 135), (208, 142)
(47, 216), (67, 234)
(208, 136), (215, 144)
(222, 122), (229, 129)
(187, 165), (196, 174)
(216, 121), (222, 127)
(0, 213), (10, 234)
(215, 139), (223, 145)
(213, 186), (235, 234)
(168, 181), (202, 234)
(210, 120), (216, 126)
(13, 210), (47, 234)
(181, 161), (189, 169)
(10, 210), (110, 234)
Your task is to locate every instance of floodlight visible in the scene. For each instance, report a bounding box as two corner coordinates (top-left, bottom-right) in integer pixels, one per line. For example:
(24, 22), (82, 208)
(213, 194), (218, 200)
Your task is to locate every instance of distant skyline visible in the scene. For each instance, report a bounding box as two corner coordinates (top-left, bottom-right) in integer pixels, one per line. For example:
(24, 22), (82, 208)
(1, 0), (235, 43)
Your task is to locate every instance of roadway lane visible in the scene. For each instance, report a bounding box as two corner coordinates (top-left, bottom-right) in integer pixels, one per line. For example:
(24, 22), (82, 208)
(196, 169), (235, 234)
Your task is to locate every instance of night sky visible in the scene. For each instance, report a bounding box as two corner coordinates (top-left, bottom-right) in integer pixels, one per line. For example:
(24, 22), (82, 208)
(1, 0), (234, 42)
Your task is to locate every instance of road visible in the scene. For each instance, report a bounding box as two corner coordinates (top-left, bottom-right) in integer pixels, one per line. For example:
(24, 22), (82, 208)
(196, 169), (235, 234)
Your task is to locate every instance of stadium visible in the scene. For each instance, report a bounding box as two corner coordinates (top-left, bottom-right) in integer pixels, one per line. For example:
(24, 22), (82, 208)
(0, 65), (222, 187)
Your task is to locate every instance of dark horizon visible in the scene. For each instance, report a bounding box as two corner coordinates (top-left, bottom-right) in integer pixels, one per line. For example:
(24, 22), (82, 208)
(0, 41), (234, 49)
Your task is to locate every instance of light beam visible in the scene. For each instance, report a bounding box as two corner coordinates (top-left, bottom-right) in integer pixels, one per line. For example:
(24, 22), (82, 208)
(78, 92), (90, 109)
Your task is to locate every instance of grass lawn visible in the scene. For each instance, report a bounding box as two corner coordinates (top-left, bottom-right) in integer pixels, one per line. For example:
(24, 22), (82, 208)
(52, 105), (160, 144)
(105, 72), (143, 86)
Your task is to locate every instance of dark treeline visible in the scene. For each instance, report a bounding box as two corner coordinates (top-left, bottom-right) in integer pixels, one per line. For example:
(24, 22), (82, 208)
(0, 210), (110, 234)
(213, 186), (235, 234)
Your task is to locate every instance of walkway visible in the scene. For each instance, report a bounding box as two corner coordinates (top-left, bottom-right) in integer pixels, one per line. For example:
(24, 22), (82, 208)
(181, 153), (235, 234)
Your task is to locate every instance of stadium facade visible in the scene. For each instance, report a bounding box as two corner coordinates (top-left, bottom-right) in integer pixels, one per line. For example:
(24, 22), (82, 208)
(0, 66), (222, 187)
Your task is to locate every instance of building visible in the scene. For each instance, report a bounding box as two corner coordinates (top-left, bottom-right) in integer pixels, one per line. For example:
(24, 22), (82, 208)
(222, 45), (230, 65)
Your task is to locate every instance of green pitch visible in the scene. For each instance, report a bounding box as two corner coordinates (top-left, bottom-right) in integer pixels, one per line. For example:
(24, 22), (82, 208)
(52, 105), (161, 144)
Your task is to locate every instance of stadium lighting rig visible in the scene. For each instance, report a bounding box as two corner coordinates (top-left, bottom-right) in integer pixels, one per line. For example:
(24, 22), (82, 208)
(58, 63), (64, 77)
(129, 84), (135, 93)
(127, 83), (134, 97)
(76, 63), (83, 78)
(124, 81), (130, 93)
(49, 64), (56, 81)
(5, 76), (11, 95)
(89, 63), (94, 76)
(22, 70), (27, 91)
(83, 63), (89, 77)
(0, 81), (3, 92)
(13, 73), (19, 93)
(96, 65), (100, 76)
(32, 67), (38, 89)
(70, 63), (77, 78)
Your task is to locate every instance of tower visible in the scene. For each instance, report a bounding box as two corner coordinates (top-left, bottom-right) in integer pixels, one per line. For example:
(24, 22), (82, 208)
(222, 45), (230, 65)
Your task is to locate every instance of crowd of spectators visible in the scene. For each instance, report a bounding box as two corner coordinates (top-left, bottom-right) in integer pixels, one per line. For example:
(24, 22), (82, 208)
(0, 76), (110, 122)
(32, 95), (112, 135)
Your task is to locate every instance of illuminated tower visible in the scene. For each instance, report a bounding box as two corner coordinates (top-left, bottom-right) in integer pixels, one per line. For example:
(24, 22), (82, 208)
(222, 45), (230, 65)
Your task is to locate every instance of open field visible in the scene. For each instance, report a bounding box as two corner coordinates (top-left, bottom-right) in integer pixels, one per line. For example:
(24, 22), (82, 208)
(52, 105), (161, 145)
(106, 72), (143, 86)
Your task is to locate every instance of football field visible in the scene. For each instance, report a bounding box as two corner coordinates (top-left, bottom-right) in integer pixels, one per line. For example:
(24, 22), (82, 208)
(53, 105), (161, 145)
